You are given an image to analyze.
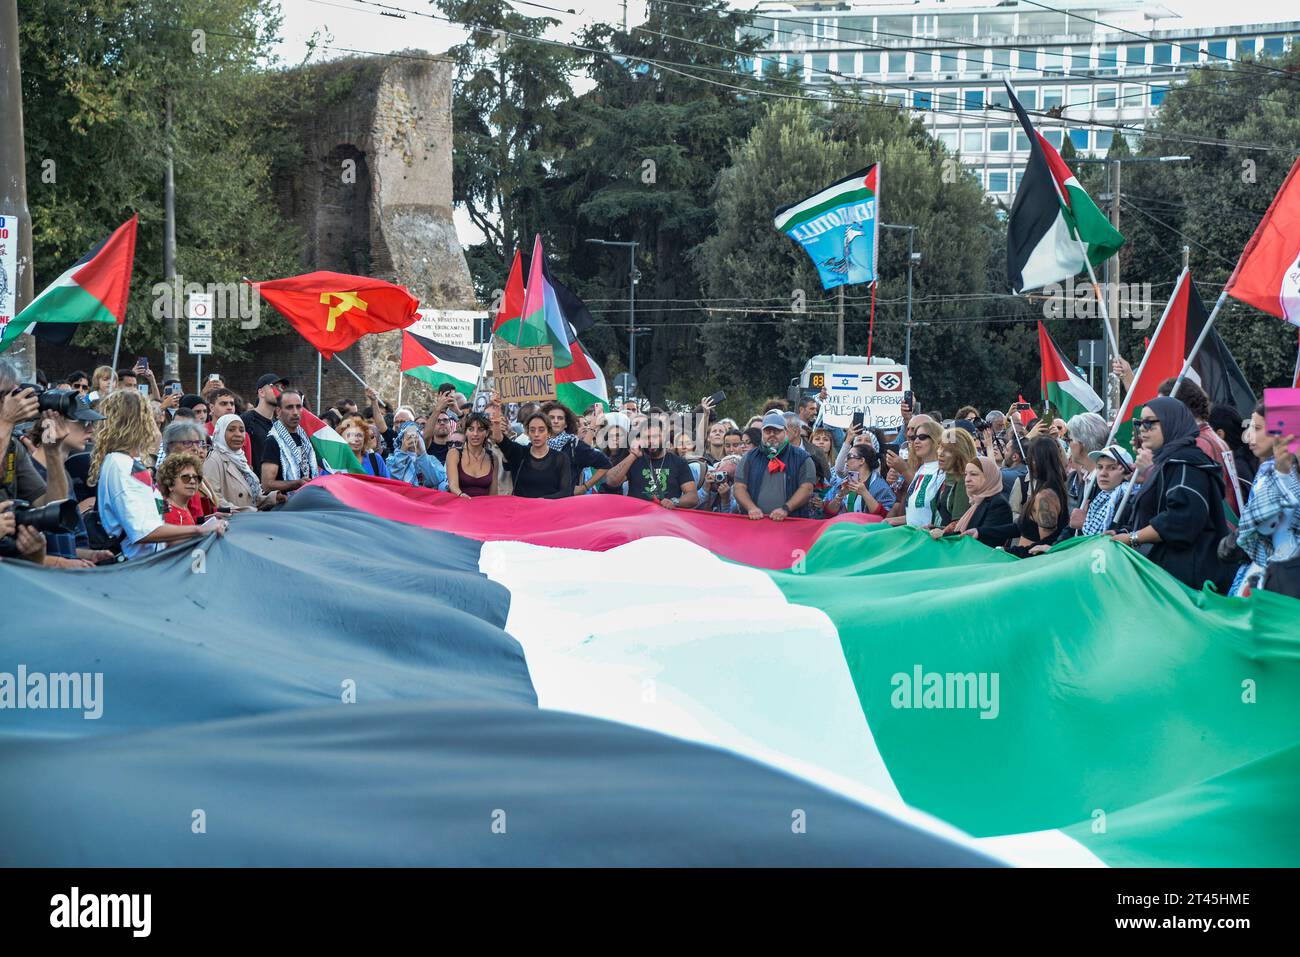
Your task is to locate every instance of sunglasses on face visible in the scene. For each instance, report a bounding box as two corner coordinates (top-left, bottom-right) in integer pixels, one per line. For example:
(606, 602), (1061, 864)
(913, 436), (932, 444)
(177, 473), (200, 484)
(1137, 418), (1161, 431)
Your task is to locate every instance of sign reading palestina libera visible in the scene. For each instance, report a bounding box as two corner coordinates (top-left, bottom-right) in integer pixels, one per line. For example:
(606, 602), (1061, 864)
(774, 165), (880, 291)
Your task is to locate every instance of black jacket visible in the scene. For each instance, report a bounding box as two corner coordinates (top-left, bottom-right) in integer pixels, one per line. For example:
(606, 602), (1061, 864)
(967, 495), (1015, 548)
(1130, 446), (1233, 592)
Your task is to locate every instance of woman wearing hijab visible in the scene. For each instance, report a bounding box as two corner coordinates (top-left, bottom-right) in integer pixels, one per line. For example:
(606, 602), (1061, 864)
(386, 422), (449, 490)
(930, 456), (1013, 545)
(203, 413), (282, 510)
(1107, 396), (1233, 591)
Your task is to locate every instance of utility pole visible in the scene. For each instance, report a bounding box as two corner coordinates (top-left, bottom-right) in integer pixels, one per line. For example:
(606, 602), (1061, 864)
(585, 237), (639, 384)
(0, 0), (35, 380)
(880, 223), (918, 367)
(163, 94), (179, 381)
(836, 286), (844, 354)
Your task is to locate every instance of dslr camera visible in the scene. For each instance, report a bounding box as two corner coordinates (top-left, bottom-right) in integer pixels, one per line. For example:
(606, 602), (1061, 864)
(10, 383), (81, 419)
(0, 498), (79, 558)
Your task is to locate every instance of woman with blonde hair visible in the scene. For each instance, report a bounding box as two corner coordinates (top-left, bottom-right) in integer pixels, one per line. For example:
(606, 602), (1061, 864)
(933, 427), (978, 528)
(89, 389), (226, 559)
(89, 365), (117, 402)
(887, 419), (944, 527)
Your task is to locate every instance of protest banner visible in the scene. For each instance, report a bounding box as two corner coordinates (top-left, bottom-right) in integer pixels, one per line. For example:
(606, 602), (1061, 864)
(494, 344), (557, 403)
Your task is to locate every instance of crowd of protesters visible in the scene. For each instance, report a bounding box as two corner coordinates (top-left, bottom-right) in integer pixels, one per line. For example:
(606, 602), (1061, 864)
(1, 353), (1295, 601)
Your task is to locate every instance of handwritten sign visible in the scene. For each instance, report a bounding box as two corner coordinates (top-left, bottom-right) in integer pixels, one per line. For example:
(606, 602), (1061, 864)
(494, 344), (556, 403)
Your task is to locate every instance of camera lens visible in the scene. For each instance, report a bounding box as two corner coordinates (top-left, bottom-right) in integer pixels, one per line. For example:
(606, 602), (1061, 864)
(37, 388), (80, 418)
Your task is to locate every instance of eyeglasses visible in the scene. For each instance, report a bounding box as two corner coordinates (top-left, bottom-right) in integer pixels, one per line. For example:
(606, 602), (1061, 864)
(1137, 418), (1161, 431)
(449, 440), (465, 450)
(172, 439), (205, 449)
(913, 436), (932, 444)
(177, 473), (200, 484)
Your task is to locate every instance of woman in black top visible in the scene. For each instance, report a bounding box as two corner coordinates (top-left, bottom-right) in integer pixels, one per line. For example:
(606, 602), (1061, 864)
(1010, 436), (1070, 557)
(492, 412), (573, 499)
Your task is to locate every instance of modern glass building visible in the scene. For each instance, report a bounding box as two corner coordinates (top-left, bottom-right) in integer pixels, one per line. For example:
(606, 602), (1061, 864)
(740, 1), (1300, 201)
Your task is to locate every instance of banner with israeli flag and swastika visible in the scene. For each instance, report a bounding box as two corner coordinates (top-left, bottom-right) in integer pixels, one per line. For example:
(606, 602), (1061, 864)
(774, 165), (880, 291)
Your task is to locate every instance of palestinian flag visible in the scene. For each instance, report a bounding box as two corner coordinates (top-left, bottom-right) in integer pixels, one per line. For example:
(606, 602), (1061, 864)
(556, 337), (609, 414)
(490, 249), (525, 338)
(301, 407), (363, 475)
(504, 235), (572, 366)
(6, 476), (1299, 867)
(1006, 81), (1124, 293)
(254, 271), (419, 359)
(1116, 269), (1254, 446)
(401, 330), (481, 396)
(1038, 321), (1102, 419)
(0, 215), (137, 354)
(1225, 154), (1300, 326)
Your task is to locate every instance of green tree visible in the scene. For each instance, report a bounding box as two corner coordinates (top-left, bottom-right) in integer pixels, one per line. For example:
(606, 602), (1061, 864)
(1115, 48), (1300, 390)
(696, 98), (1021, 414)
(20, 0), (302, 360)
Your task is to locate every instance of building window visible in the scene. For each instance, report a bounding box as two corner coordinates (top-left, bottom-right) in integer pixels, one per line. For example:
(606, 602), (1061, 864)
(1069, 86), (1091, 107)
(1015, 130), (1031, 151)
(862, 52), (881, 74)
(1179, 44), (1199, 63)
(914, 52), (932, 74)
(970, 168), (984, 188)
(913, 90), (932, 110)
(1206, 40), (1227, 60)
(938, 131), (959, 151)
(888, 52), (908, 74)
(1097, 48), (1117, 73)
(1071, 48), (1091, 71)
(938, 50), (961, 74)
(1263, 36), (1285, 57)
(1043, 47), (1064, 72)
(1121, 84), (1143, 106)
(1018, 87), (1038, 110)
(1042, 87), (1064, 110)
(885, 91), (905, 106)
(1069, 129), (1090, 151)
(1150, 85), (1168, 106)
(964, 88), (985, 111)
(1095, 130), (1114, 151)
(1015, 170), (1025, 191)
(935, 89), (961, 110)
(1125, 45), (1146, 66)
(988, 170), (1010, 193)
(937, 15), (976, 39)
(1018, 48), (1037, 70)
(1153, 44), (1173, 66)
(991, 48), (1012, 70)
(1236, 38), (1256, 58)
(1096, 86), (1117, 108)
(963, 130), (984, 153)
(989, 130), (1010, 151)
(1042, 128), (1064, 148)
(811, 53), (830, 79)
(963, 49), (984, 73)
(988, 86), (1010, 109)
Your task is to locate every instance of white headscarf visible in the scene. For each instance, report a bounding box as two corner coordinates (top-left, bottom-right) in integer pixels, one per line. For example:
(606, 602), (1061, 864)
(212, 413), (262, 499)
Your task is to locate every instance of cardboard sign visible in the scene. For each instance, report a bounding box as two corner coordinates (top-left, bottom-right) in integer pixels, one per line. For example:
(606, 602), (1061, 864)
(0, 215), (16, 339)
(494, 344), (556, 403)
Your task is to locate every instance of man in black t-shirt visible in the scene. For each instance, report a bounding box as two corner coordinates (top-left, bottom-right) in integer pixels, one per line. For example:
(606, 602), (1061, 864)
(242, 373), (287, 472)
(603, 420), (698, 508)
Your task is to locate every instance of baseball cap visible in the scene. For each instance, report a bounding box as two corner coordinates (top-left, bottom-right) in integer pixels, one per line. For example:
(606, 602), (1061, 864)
(949, 419), (978, 436)
(69, 394), (107, 423)
(761, 411), (788, 430)
(1089, 444), (1134, 471)
(255, 373), (290, 390)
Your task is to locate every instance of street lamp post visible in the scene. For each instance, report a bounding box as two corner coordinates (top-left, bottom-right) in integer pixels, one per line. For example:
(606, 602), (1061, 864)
(585, 238), (639, 387)
(880, 223), (919, 367)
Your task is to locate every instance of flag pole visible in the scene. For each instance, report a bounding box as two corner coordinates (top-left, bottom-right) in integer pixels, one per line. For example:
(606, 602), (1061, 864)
(316, 352), (322, 411)
(470, 338), (492, 405)
(110, 322), (124, 374)
(331, 354), (372, 392)
(1171, 289), (1229, 396)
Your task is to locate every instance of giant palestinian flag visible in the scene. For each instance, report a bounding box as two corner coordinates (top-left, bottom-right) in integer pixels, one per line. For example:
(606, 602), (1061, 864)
(1225, 154), (1300, 326)
(775, 165), (880, 290)
(1006, 82), (1124, 293)
(1038, 321), (1102, 419)
(0, 215), (138, 353)
(401, 329), (481, 396)
(4, 475), (1298, 867)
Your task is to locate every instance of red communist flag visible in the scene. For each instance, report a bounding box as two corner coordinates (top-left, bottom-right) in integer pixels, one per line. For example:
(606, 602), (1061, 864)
(1225, 155), (1300, 328)
(253, 271), (420, 358)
